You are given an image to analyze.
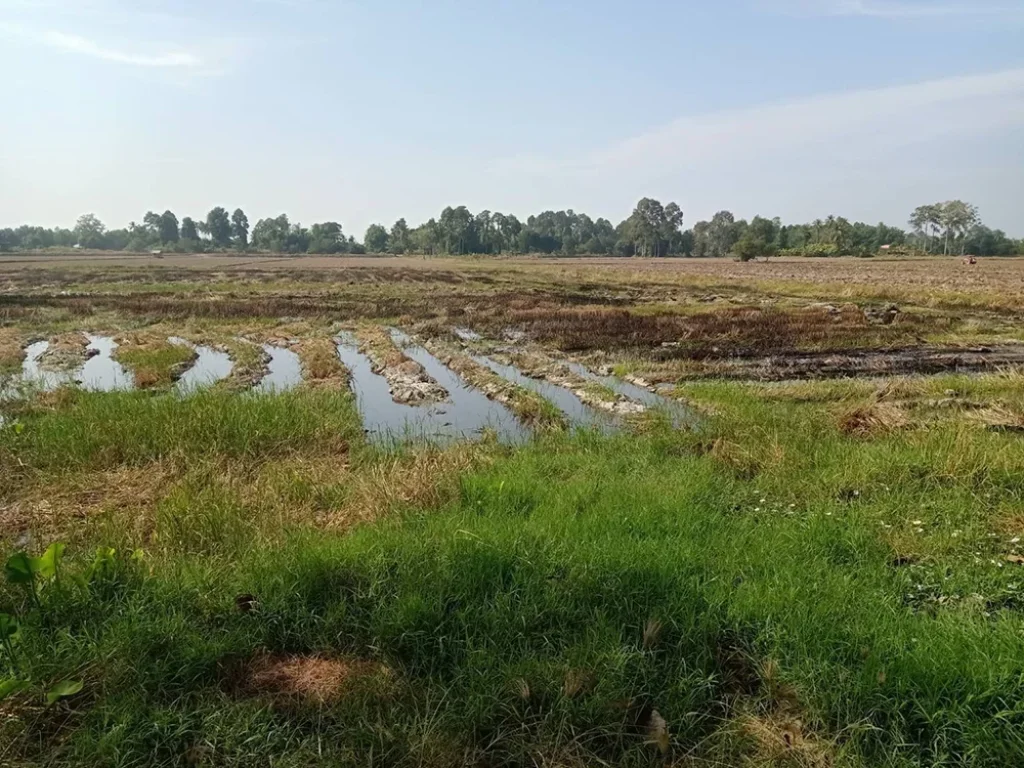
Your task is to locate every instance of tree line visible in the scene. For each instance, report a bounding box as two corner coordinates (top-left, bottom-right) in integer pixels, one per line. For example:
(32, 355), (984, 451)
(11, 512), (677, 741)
(1, 199), (1020, 257)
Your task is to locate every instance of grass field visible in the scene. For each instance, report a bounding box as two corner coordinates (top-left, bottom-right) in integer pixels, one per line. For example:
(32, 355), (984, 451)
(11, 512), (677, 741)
(2, 254), (1024, 767)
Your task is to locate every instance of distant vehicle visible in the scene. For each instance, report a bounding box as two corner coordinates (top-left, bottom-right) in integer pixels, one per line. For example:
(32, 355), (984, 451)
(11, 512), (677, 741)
(963, 255), (977, 265)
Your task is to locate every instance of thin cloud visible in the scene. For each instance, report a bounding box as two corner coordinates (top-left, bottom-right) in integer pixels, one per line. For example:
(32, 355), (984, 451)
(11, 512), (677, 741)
(38, 30), (203, 67)
(779, 0), (1022, 18)
(490, 69), (1024, 180)
(592, 68), (1024, 170)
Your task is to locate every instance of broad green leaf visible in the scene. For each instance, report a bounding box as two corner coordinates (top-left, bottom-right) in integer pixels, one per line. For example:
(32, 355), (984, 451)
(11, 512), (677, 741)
(13, 422), (24, 435)
(31, 542), (65, 581)
(4, 553), (33, 586)
(0, 679), (29, 701)
(45, 679), (83, 705)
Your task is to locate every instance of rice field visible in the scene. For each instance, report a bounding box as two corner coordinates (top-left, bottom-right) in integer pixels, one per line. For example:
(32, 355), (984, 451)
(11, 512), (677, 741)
(2, 254), (1024, 767)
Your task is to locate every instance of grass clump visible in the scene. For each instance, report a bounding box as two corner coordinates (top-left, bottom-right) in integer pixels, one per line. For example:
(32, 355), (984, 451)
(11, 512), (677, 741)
(115, 337), (196, 388)
(0, 388), (362, 486)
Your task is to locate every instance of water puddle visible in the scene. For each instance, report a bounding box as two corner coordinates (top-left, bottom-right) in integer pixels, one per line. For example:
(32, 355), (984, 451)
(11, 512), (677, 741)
(471, 354), (615, 432)
(336, 335), (527, 445)
(254, 344), (303, 393)
(564, 361), (694, 427)
(20, 340), (75, 391)
(170, 337), (233, 391)
(80, 335), (134, 392)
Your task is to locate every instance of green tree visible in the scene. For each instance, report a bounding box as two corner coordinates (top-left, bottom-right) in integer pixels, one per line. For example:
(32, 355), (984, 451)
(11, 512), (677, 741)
(627, 198), (666, 257)
(364, 224), (389, 253)
(733, 216), (779, 261)
(663, 202), (684, 255)
(251, 215), (291, 252)
(231, 208), (249, 250)
(204, 207), (232, 247)
(707, 211), (739, 258)
(74, 213), (106, 249)
(940, 200), (980, 256)
(159, 210), (179, 243)
(180, 217), (199, 242)
(308, 222), (347, 254)
(389, 219), (411, 254)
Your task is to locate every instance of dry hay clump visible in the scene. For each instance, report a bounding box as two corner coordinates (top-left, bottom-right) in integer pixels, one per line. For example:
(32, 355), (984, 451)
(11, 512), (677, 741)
(837, 401), (909, 437)
(295, 337), (348, 387)
(0, 327), (24, 368)
(246, 654), (393, 705)
(974, 404), (1024, 432)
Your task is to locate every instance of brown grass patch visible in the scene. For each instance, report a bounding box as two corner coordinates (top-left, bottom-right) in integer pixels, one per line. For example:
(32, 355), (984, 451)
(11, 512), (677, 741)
(295, 337), (347, 387)
(0, 462), (176, 547)
(246, 654), (392, 704)
(974, 404), (1024, 432)
(355, 324), (407, 369)
(837, 401), (909, 436)
(737, 712), (832, 767)
(323, 445), (485, 530)
(0, 327), (24, 371)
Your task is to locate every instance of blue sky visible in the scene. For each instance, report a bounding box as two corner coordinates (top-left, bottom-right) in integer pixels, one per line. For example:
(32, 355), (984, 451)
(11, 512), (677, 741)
(1, 0), (1022, 236)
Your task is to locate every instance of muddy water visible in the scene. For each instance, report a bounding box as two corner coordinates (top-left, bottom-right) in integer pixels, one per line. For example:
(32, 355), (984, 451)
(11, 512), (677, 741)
(336, 335), (527, 444)
(564, 361), (694, 427)
(169, 337), (233, 391)
(254, 345), (303, 393)
(80, 335), (134, 392)
(471, 354), (615, 433)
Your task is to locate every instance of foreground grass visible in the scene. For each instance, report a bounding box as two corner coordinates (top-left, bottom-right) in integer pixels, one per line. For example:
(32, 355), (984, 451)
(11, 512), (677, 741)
(2, 373), (1024, 766)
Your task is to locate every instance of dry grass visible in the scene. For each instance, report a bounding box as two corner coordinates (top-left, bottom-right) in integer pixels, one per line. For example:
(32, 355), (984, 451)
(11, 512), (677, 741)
(323, 445), (485, 530)
(837, 401), (910, 436)
(245, 654), (392, 704)
(295, 337), (347, 388)
(0, 327), (24, 371)
(974, 404), (1024, 432)
(0, 462), (177, 547)
(355, 324), (408, 369)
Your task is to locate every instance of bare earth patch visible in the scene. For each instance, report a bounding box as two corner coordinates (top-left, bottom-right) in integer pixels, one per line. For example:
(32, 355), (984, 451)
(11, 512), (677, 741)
(38, 331), (92, 372)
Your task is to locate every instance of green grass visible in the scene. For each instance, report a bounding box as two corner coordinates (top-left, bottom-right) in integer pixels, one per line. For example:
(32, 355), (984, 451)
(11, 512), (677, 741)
(4, 377), (1024, 765)
(115, 343), (196, 389)
(0, 388), (363, 492)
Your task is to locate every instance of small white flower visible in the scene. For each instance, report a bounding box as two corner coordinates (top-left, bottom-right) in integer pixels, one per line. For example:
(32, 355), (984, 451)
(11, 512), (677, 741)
(1011, 537), (1020, 544)
(912, 520), (923, 526)
(916, 527), (924, 534)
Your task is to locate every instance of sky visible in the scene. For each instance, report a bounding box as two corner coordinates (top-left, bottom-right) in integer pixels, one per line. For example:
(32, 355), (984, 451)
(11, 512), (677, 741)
(1, 0), (1023, 237)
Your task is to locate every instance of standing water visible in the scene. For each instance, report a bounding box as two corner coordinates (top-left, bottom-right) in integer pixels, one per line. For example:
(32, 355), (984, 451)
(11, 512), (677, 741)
(471, 354), (615, 433)
(564, 361), (694, 427)
(169, 337), (233, 391)
(80, 335), (134, 392)
(254, 345), (303, 393)
(336, 334), (527, 445)
(20, 340), (75, 391)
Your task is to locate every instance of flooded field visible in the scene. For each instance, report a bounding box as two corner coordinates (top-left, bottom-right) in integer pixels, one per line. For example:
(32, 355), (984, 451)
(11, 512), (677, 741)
(3, 255), (1024, 768)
